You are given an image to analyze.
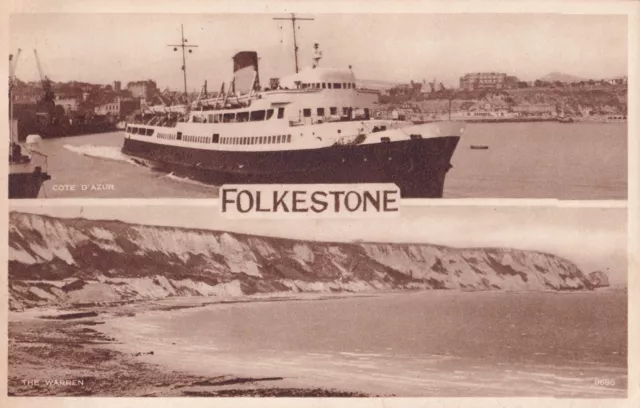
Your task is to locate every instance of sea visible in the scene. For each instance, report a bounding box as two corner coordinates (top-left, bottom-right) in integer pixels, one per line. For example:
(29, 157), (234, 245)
(103, 290), (627, 397)
(33, 122), (627, 199)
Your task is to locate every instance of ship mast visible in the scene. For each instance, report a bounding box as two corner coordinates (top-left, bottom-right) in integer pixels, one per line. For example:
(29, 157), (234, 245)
(273, 13), (314, 73)
(168, 24), (198, 97)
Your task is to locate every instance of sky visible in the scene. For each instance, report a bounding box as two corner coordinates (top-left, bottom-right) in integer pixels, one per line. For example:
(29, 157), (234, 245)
(11, 202), (628, 285)
(9, 13), (628, 91)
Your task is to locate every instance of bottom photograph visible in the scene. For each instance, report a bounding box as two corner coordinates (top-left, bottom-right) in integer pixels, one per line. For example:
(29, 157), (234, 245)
(7, 203), (627, 398)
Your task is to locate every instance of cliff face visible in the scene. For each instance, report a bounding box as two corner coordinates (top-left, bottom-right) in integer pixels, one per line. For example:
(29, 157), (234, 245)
(8, 212), (606, 310)
(587, 271), (610, 288)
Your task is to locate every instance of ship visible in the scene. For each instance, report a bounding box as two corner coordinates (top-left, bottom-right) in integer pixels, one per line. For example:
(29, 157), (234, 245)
(9, 50), (51, 198)
(121, 19), (466, 198)
(11, 50), (115, 141)
(9, 131), (51, 198)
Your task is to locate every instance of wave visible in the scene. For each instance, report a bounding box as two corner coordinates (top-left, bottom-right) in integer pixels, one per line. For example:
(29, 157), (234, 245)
(160, 172), (219, 189)
(62, 144), (218, 188)
(63, 144), (142, 166)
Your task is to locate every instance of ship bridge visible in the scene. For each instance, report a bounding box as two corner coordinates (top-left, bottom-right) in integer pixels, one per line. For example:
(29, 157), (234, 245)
(278, 67), (357, 90)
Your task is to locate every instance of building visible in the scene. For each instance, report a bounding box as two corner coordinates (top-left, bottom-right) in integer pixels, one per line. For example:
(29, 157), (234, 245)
(512, 103), (555, 116)
(94, 97), (140, 117)
(126, 80), (157, 99)
(11, 82), (42, 103)
(607, 76), (628, 85)
(114, 80), (122, 92)
(460, 72), (512, 91)
(54, 97), (80, 113)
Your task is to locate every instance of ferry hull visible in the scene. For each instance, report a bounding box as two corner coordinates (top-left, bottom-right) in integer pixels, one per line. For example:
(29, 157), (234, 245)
(122, 136), (460, 198)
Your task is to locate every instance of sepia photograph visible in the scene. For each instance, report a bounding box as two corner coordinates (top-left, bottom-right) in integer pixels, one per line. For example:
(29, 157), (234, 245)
(7, 202), (627, 397)
(3, 1), (637, 407)
(7, 13), (628, 199)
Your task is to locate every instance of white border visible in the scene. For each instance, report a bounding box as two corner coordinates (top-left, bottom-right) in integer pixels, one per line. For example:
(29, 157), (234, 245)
(1, 1), (638, 407)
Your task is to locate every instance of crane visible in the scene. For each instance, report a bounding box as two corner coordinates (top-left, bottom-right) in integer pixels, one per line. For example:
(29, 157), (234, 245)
(9, 48), (22, 83)
(9, 49), (23, 143)
(33, 49), (55, 103)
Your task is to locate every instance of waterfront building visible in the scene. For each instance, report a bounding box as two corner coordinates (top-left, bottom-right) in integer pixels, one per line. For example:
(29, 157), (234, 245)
(54, 97), (80, 113)
(94, 97), (140, 117)
(127, 80), (158, 99)
(459, 72), (519, 91)
(512, 103), (555, 116)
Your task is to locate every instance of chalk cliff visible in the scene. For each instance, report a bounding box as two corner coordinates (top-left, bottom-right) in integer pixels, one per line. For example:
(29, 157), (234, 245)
(8, 212), (608, 310)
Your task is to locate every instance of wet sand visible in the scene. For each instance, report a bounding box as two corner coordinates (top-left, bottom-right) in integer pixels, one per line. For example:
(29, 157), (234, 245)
(7, 294), (372, 397)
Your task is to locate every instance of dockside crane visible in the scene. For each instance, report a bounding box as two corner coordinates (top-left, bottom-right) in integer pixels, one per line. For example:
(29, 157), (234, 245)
(34, 49), (55, 104)
(9, 48), (22, 84)
(9, 49), (23, 143)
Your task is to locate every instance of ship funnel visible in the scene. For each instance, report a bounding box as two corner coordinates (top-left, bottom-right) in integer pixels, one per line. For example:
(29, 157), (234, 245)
(232, 51), (260, 94)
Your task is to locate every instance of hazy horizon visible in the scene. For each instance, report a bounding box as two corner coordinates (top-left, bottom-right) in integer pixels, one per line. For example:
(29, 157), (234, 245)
(10, 204), (628, 285)
(9, 13), (628, 91)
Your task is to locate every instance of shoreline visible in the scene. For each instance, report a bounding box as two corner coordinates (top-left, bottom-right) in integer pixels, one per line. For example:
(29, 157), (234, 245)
(8, 289), (626, 397)
(8, 291), (386, 397)
(10, 285), (623, 315)
(8, 292), (376, 397)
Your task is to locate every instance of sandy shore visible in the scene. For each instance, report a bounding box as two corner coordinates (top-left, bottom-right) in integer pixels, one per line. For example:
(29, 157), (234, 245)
(8, 294), (374, 397)
(8, 289), (626, 397)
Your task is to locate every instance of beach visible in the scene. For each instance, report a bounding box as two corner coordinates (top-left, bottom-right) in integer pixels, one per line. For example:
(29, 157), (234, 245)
(8, 294), (373, 397)
(8, 290), (627, 398)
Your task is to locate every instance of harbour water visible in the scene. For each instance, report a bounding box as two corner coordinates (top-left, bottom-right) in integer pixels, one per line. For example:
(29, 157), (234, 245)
(447, 122), (627, 199)
(103, 290), (627, 397)
(35, 122), (627, 199)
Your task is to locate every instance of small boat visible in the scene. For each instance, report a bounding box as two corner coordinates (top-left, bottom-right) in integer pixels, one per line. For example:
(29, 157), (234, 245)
(470, 145), (489, 150)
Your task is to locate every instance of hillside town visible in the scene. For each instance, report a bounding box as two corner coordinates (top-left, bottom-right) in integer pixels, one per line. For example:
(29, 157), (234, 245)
(378, 72), (628, 122)
(10, 69), (628, 131)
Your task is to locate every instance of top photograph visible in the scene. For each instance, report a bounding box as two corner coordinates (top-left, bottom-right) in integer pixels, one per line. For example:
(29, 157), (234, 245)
(8, 13), (628, 200)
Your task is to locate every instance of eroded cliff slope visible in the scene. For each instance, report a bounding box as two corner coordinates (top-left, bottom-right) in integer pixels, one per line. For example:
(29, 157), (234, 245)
(9, 212), (607, 310)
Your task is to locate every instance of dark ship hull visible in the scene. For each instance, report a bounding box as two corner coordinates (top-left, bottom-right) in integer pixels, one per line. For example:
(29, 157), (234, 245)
(18, 121), (116, 140)
(13, 107), (116, 141)
(15, 118), (116, 140)
(9, 168), (51, 198)
(122, 136), (460, 198)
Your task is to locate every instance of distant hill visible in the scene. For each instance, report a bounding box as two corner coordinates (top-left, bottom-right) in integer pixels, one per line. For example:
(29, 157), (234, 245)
(357, 78), (404, 90)
(539, 72), (584, 83)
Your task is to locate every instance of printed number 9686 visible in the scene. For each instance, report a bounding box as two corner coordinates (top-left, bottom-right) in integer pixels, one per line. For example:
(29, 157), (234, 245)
(594, 378), (616, 387)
